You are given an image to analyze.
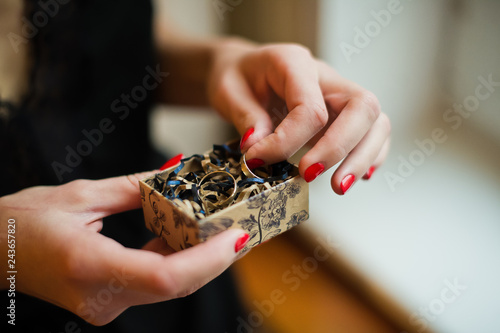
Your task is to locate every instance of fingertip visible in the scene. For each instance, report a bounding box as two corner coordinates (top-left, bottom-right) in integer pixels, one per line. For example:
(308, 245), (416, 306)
(330, 176), (342, 195)
(303, 162), (325, 183)
(244, 131), (290, 166)
(234, 233), (250, 253)
(298, 150), (328, 183)
(362, 166), (376, 180)
(239, 119), (274, 154)
(245, 158), (265, 170)
(201, 228), (250, 257)
(340, 174), (356, 194)
(160, 154), (184, 171)
(240, 128), (254, 151)
(331, 173), (356, 195)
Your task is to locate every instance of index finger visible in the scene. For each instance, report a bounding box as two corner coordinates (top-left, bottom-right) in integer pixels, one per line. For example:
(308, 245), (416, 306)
(65, 171), (158, 220)
(244, 45), (328, 164)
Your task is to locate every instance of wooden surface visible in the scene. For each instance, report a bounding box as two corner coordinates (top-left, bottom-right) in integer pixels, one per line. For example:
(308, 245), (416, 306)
(231, 229), (402, 333)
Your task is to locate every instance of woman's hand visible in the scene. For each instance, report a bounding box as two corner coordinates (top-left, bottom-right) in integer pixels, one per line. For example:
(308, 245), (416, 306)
(208, 41), (391, 194)
(0, 173), (248, 325)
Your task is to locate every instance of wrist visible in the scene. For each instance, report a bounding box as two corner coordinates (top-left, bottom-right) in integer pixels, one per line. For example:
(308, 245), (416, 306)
(206, 36), (256, 103)
(155, 28), (256, 105)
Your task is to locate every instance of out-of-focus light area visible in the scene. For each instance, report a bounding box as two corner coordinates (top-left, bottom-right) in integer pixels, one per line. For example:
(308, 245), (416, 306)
(153, 1), (500, 332)
(313, 1), (500, 332)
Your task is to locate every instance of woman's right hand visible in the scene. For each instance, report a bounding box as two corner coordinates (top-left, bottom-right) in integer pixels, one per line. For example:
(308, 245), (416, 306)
(0, 172), (249, 325)
(207, 41), (390, 195)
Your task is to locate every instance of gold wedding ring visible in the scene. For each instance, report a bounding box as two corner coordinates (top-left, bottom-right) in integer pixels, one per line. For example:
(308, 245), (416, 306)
(240, 154), (263, 179)
(198, 171), (237, 208)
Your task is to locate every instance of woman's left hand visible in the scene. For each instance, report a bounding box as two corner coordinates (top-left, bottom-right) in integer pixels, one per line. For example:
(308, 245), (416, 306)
(207, 40), (390, 195)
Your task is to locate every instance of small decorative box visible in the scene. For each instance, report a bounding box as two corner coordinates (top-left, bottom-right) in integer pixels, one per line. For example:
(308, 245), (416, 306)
(140, 141), (309, 251)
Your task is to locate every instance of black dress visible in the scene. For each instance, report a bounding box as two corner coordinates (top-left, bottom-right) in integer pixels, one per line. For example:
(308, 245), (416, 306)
(1, 1), (246, 332)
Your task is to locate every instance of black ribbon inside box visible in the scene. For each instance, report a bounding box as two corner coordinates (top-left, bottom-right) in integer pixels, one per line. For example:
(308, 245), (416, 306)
(146, 143), (297, 219)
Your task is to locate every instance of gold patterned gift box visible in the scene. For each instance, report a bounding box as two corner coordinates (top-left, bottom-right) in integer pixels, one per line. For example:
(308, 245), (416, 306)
(139, 141), (309, 252)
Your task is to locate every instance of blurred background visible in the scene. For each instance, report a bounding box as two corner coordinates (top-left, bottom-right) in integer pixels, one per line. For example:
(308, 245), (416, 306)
(153, 1), (500, 332)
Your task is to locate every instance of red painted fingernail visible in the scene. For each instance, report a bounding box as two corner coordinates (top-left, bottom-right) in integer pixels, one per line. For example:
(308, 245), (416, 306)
(304, 163), (325, 183)
(160, 153), (184, 171)
(246, 158), (265, 170)
(235, 233), (250, 252)
(363, 166), (376, 180)
(340, 174), (355, 194)
(240, 128), (254, 150)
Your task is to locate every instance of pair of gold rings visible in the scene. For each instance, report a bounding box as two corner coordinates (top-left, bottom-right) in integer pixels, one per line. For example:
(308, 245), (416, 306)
(197, 155), (263, 209)
(198, 171), (237, 209)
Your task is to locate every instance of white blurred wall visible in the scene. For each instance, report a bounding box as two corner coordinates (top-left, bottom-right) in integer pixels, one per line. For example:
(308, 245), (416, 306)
(319, 0), (500, 147)
(450, 0), (500, 144)
(319, 0), (446, 145)
(154, 0), (223, 37)
(315, 1), (500, 332)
